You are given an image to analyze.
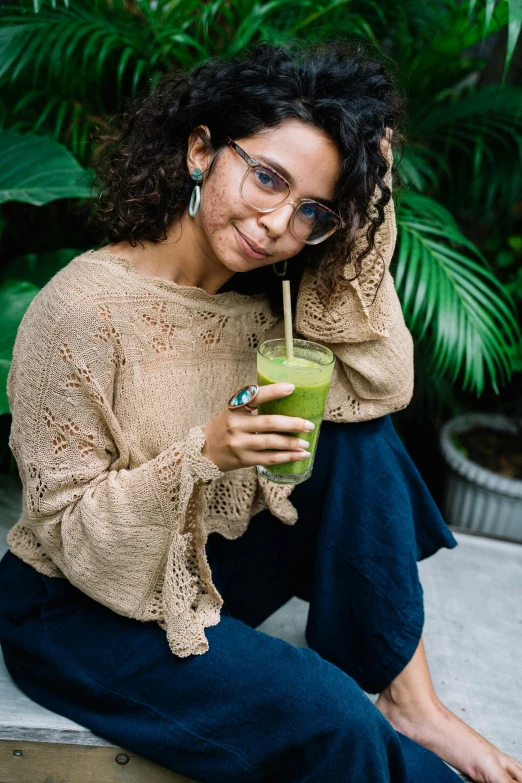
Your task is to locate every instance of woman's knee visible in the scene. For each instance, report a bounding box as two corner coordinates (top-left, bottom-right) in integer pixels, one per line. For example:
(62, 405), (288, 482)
(273, 646), (405, 779)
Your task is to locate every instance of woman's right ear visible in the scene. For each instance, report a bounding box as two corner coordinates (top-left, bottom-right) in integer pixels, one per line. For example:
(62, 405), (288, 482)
(187, 125), (213, 178)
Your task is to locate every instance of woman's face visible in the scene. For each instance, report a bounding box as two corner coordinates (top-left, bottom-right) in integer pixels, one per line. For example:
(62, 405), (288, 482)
(186, 119), (342, 275)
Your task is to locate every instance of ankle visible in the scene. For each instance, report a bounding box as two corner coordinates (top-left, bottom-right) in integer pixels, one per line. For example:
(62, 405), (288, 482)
(378, 685), (442, 721)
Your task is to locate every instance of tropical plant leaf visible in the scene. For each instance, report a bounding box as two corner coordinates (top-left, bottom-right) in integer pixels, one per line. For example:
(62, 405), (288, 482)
(1, 248), (82, 288)
(0, 280), (40, 414)
(1, 2), (154, 95)
(395, 192), (521, 394)
(412, 85), (522, 144)
(0, 359), (11, 415)
(407, 83), (522, 214)
(506, 0), (522, 77)
(0, 129), (93, 205)
(395, 145), (449, 191)
(400, 0), (509, 102)
(33, 0), (69, 11)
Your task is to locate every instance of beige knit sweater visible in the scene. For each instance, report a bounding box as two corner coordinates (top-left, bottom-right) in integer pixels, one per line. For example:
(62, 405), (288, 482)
(6, 161), (414, 658)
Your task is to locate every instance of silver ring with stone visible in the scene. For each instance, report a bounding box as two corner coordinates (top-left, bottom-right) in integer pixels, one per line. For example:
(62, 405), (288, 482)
(227, 384), (259, 412)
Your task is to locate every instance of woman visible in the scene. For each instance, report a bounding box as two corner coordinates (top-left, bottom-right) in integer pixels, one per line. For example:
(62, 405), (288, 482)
(0, 41), (520, 783)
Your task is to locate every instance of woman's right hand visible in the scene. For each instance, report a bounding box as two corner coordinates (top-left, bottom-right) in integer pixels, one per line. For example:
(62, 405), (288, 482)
(201, 382), (315, 473)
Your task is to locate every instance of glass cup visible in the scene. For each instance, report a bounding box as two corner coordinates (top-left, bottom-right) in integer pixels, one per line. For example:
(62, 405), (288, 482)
(256, 338), (336, 485)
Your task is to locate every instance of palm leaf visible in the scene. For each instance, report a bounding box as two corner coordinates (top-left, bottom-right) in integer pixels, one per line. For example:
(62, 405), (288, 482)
(33, 0), (69, 11)
(395, 145), (450, 191)
(401, 0), (508, 93)
(228, 0), (299, 54)
(395, 192), (521, 394)
(506, 0), (522, 77)
(1, 2), (155, 96)
(414, 85), (522, 139)
(408, 84), (522, 213)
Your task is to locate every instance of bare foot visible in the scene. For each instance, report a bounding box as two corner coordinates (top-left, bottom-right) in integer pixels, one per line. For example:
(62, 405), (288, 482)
(375, 691), (522, 782)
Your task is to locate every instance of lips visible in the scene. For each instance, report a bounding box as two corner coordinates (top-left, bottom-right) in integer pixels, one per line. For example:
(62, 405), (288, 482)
(234, 226), (270, 258)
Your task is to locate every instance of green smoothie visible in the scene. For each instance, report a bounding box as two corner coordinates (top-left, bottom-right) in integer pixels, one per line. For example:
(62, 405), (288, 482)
(256, 339), (335, 485)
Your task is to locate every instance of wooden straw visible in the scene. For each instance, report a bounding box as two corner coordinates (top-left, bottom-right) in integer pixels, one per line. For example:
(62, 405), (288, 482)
(282, 280), (294, 363)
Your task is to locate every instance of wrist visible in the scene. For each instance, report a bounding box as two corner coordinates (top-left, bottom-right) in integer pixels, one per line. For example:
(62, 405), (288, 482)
(187, 426), (224, 483)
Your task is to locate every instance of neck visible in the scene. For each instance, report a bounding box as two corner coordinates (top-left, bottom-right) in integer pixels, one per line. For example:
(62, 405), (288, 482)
(109, 213), (236, 296)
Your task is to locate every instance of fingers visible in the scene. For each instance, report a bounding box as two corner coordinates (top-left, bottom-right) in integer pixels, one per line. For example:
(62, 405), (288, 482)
(242, 449), (310, 468)
(228, 430), (310, 459)
(252, 382), (295, 408)
(226, 382), (315, 469)
(242, 413), (315, 434)
(254, 433), (311, 453)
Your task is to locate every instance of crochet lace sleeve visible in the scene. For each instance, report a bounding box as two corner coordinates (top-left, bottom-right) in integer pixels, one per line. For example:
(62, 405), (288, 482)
(294, 144), (414, 421)
(7, 296), (224, 656)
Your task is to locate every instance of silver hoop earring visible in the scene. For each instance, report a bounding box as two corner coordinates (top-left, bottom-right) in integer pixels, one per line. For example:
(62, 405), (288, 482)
(272, 260), (288, 277)
(188, 167), (204, 217)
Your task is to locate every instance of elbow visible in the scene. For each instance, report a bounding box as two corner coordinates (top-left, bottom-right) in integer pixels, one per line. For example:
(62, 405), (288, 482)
(383, 376), (414, 415)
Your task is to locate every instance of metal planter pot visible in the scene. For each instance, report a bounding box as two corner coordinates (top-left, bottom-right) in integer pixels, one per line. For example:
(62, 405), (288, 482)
(440, 413), (522, 542)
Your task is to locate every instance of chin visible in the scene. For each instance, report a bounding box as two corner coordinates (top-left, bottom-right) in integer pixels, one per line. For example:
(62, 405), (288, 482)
(224, 254), (268, 273)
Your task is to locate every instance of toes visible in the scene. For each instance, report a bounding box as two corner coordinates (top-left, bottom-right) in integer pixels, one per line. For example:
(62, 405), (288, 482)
(506, 760), (522, 782)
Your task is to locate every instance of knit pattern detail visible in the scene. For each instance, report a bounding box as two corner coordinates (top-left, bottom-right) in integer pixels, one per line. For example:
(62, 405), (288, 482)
(6, 151), (413, 657)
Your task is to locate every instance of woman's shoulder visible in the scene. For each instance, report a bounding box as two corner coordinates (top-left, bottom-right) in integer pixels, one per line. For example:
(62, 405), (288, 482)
(12, 249), (132, 358)
(45, 246), (133, 299)
(22, 248), (135, 326)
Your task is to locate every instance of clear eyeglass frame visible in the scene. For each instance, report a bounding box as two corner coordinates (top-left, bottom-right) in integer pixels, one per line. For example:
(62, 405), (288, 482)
(225, 136), (344, 245)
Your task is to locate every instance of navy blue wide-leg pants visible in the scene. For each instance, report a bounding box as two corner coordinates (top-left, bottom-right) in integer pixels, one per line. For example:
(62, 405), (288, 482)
(0, 417), (459, 783)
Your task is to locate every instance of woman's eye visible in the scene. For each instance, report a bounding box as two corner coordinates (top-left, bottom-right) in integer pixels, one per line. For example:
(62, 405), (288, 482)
(253, 167), (280, 191)
(299, 205), (318, 222)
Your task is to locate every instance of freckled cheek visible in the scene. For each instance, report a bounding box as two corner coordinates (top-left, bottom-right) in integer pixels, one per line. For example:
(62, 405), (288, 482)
(200, 178), (245, 236)
(201, 203), (228, 235)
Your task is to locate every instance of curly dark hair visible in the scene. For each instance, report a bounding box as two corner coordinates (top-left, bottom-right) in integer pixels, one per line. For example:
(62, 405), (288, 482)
(87, 39), (404, 314)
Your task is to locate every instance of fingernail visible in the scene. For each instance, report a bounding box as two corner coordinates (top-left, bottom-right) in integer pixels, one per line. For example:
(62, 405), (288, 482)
(282, 383), (295, 393)
(304, 421), (315, 431)
(298, 439), (309, 448)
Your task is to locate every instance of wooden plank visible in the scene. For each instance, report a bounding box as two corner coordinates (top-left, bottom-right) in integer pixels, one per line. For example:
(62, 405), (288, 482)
(0, 740), (200, 783)
(0, 726), (114, 746)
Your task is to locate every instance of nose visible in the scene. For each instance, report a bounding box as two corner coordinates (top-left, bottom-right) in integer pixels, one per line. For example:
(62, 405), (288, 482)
(258, 203), (295, 239)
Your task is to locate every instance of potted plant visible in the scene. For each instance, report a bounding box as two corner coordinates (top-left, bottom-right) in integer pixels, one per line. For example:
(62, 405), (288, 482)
(440, 413), (522, 541)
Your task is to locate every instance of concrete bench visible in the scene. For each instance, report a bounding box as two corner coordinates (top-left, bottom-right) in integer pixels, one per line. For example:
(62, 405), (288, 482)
(1, 475), (521, 783)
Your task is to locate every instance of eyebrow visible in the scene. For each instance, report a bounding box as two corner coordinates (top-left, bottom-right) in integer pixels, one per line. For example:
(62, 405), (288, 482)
(254, 153), (336, 209)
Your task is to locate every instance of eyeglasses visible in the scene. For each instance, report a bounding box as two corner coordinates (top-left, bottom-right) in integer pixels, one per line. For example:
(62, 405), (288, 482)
(225, 136), (343, 245)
